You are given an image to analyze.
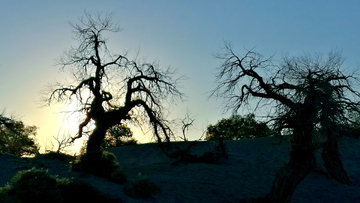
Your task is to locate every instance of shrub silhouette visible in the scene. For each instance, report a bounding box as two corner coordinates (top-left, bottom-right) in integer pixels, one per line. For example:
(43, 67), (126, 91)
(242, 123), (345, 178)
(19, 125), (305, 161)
(122, 138), (138, 145)
(0, 168), (122, 203)
(125, 176), (161, 199)
(205, 114), (272, 141)
(110, 169), (127, 184)
(36, 151), (75, 163)
(0, 168), (63, 202)
(72, 150), (126, 184)
(101, 124), (138, 149)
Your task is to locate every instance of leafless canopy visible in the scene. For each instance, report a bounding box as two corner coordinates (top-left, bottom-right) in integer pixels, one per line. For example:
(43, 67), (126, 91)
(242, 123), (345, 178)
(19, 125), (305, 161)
(45, 12), (184, 152)
(212, 43), (360, 202)
(212, 43), (360, 135)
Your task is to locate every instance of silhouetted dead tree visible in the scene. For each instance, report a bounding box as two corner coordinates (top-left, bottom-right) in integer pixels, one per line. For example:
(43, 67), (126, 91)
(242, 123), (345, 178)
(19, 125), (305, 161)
(181, 110), (195, 141)
(51, 134), (73, 154)
(212, 44), (360, 203)
(45, 13), (184, 154)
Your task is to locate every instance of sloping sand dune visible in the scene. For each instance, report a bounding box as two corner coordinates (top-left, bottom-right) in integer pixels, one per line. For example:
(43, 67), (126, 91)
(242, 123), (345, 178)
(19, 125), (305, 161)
(1, 137), (360, 202)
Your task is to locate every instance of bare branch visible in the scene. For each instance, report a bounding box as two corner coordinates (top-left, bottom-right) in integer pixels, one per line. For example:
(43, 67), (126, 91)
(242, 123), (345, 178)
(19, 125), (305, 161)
(45, 12), (184, 153)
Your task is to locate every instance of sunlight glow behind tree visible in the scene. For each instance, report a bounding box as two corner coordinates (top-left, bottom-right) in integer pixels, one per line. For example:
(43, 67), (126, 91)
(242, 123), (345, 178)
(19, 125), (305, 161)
(44, 12), (184, 154)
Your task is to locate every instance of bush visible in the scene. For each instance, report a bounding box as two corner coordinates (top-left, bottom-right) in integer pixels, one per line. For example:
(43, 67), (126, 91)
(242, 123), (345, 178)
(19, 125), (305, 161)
(5, 168), (65, 202)
(123, 138), (138, 145)
(36, 151), (75, 163)
(72, 151), (126, 184)
(125, 176), (161, 199)
(101, 124), (137, 149)
(0, 168), (122, 203)
(110, 169), (128, 184)
(101, 136), (138, 149)
(205, 114), (273, 141)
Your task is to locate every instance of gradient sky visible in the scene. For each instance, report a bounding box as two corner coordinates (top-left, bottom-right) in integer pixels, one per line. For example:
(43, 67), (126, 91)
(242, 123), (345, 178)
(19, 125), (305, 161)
(1, 1), (360, 152)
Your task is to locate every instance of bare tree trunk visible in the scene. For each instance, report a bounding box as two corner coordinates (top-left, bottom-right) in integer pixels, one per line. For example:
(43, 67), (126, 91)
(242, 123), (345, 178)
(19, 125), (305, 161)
(268, 144), (316, 203)
(86, 124), (107, 153)
(322, 139), (352, 185)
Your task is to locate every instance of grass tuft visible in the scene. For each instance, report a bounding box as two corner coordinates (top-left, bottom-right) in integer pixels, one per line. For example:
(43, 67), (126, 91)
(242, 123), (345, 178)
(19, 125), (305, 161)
(125, 175), (161, 199)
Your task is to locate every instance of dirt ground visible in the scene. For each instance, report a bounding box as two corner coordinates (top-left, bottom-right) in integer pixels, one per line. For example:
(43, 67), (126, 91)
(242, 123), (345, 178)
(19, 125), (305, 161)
(1, 137), (360, 202)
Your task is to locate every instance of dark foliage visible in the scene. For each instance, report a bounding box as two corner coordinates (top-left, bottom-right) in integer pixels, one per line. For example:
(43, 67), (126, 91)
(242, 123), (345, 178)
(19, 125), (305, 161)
(205, 114), (273, 141)
(0, 168), (122, 203)
(0, 114), (39, 157)
(72, 150), (127, 184)
(101, 124), (138, 149)
(35, 151), (76, 163)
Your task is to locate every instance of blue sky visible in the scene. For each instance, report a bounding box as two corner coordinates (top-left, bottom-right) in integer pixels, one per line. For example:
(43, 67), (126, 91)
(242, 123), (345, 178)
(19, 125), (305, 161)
(1, 1), (360, 152)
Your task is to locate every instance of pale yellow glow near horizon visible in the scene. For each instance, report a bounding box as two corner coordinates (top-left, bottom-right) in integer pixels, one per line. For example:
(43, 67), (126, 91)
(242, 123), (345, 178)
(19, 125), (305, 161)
(30, 103), (154, 154)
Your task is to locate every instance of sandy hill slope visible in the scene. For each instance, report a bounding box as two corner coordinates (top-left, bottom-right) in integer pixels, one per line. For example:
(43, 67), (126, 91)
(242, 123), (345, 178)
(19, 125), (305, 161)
(1, 137), (360, 202)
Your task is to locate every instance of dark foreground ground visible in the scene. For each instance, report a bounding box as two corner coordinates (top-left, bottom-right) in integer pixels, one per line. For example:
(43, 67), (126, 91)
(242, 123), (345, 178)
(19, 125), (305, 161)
(1, 137), (360, 203)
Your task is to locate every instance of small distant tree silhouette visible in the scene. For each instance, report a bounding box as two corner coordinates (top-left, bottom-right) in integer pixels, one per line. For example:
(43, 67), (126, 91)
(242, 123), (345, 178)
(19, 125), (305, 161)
(44, 12), (184, 155)
(180, 110), (195, 141)
(50, 133), (73, 154)
(212, 44), (360, 202)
